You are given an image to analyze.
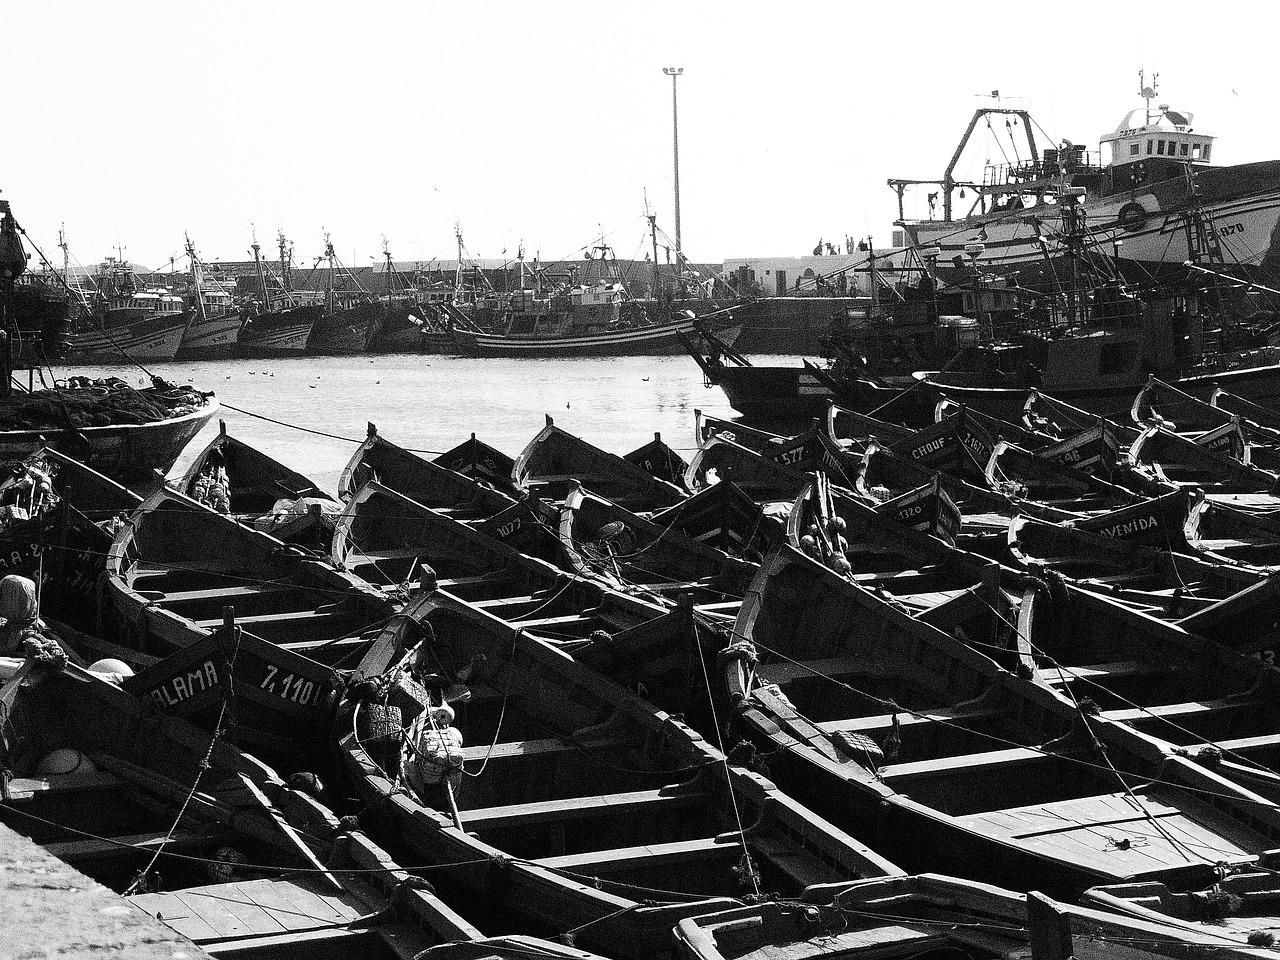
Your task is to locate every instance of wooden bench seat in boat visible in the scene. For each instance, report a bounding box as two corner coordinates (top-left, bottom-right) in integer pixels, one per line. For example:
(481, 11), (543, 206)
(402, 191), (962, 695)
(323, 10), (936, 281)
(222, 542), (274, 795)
(878, 745), (1049, 783)
(749, 833), (848, 887)
(1211, 732), (1280, 754)
(524, 475), (616, 487)
(44, 828), (201, 862)
(350, 547), (433, 562)
(159, 582), (301, 605)
(460, 736), (627, 763)
(506, 612), (596, 629)
(691, 601), (742, 615)
(470, 594), (551, 611)
(279, 636), (369, 656)
(461, 785), (709, 833)
(817, 702), (1002, 736)
(531, 834), (741, 874)
(1041, 661), (1167, 685)
(435, 573), (510, 590)
(756, 657), (894, 685)
(1101, 698), (1244, 724)
(190, 608), (351, 631)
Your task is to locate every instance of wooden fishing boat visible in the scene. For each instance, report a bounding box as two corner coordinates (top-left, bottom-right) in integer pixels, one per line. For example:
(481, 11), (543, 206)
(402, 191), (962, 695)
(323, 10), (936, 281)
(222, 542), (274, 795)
(1134, 375), (1247, 435)
(1031, 887), (1280, 960)
(675, 874), (1032, 960)
(558, 480), (756, 612)
(1214, 384), (1280, 436)
(985, 438), (1144, 514)
(431, 432), (519, 494)
(332, 479), (676, 634)
(1011, 575), (1280, 803)
(340, 423), (521, 517)
(1084, 871), (1280, 950)
(238, 302), (320, 355)
(512, 416), (686, 511)
(0, 660), (596, 960)
(0, 377), (217, 485)
(105, 485), (393, 657)
(1184, 488), (1280, 567)
(177, 237), (241, 359)
(624, 431), (690, 489)
(1068, 488), (1192, 548)
(695, 409), (790, 453)
(70, 271), (192, 363)
(677, 872), (1278, 960)
(337, 588), (902, 959)
(175, 420), (339, 548)
(645, 477), (780, 564)
(825, 400), (916, 448)
(789, 474), (971, 570)
(686, 436), (815, 503)
(100, 486), (396, 763)
(1130, 380), (1280, 478)
(726, 543), (1280, 898)
(885, 406), (997, 487)
(931, 396), (1051, 450)
(0, 446), (141, 631)
(1006, 512), (1253, 587)
(1127, 422), (1278, 492)
(1024, 388), (1141, 446)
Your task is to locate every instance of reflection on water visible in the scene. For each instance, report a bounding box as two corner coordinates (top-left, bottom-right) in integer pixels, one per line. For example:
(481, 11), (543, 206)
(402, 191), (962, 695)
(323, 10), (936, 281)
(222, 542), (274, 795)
(51, 353), (764, 492)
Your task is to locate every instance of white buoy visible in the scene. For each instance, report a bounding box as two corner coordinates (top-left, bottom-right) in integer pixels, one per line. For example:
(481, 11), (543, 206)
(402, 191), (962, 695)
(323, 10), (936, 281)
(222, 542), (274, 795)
(88, 658), (133, 678)
(36, 748), (97, 775)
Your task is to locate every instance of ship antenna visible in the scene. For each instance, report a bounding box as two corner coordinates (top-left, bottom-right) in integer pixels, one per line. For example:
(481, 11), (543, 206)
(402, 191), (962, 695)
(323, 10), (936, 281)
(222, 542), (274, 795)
(1139, 69), (1159, 125)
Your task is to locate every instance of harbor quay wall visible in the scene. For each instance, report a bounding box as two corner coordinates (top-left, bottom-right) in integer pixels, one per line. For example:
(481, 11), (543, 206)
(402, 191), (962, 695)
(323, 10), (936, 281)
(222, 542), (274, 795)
(0, 820), (212, 959)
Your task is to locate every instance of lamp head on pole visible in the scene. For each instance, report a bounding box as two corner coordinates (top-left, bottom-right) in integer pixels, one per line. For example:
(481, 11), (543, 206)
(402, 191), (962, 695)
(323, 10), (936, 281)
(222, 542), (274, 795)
(663, 67), (683, 77)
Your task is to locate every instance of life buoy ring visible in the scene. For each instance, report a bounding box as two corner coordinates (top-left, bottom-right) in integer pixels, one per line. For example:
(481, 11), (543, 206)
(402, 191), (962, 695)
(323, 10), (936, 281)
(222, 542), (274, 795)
(1118, 202), (1148, 232)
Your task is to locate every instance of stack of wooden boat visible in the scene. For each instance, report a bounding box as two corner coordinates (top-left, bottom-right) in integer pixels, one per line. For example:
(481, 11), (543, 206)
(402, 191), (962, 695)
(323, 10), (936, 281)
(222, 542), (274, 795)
(14, 396), (1280, 960)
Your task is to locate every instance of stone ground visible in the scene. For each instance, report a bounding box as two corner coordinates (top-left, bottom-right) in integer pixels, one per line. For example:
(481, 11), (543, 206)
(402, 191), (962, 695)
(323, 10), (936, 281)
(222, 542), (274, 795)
(0, 824), (210, 960)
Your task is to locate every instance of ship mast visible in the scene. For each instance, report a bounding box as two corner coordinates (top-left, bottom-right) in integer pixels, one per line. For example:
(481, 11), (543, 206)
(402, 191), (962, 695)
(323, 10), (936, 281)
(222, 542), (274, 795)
(186, 235), (207, 324)
(277, 231), (293, 296)
(322, 232), (336, 314)
(454, 224), (464, 299)
(648, 212), (661, 300)
(251, 228), (271, 309)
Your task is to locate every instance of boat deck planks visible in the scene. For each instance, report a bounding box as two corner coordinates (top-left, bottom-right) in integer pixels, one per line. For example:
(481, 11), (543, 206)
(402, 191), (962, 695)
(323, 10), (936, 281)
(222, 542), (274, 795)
(959, 790), (1267, 877)
(752, 925), (938, 960)
(532, 835), (741, 873)
(131, 876), (365, 943)
(463, 785), (710, 832)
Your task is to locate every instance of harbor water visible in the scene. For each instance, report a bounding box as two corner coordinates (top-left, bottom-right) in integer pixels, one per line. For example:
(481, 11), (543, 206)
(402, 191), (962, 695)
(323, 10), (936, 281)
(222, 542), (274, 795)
(53, 353), (764, 489)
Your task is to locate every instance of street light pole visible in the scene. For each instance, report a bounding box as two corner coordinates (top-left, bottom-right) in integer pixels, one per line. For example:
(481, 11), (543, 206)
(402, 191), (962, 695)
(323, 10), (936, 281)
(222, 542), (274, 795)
(663, 67), (683, 275)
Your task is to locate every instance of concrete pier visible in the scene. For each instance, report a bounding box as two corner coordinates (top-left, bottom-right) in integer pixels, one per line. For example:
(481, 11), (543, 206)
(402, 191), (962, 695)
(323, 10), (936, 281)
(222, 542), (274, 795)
(0, 821), (210, 960)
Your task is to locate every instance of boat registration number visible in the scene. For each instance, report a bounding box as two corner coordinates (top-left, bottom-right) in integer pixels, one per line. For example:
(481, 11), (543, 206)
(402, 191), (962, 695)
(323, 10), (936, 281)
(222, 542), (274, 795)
(257, 664), (326, 707)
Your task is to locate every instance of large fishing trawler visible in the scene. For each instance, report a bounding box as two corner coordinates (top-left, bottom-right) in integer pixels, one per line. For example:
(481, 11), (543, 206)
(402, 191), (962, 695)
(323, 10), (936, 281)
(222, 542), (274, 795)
(891, 74), (1280, 290)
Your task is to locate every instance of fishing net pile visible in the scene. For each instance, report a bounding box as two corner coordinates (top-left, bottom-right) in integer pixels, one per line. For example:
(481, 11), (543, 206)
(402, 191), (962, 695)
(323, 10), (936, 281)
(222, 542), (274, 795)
(0, 377), (212, 431)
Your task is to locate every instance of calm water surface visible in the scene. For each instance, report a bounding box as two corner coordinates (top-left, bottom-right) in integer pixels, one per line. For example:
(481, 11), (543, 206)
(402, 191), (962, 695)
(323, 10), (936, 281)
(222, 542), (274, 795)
(52, 354), (796, 492)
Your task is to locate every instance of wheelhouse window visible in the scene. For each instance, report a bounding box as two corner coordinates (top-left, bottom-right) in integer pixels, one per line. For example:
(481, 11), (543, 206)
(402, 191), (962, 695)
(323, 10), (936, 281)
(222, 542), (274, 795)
(1180, 143), (1189, 157)
(1157, 141), (1166, 155)
(1146, 140), (1153, 154)
(1129, 143), (1140, 156)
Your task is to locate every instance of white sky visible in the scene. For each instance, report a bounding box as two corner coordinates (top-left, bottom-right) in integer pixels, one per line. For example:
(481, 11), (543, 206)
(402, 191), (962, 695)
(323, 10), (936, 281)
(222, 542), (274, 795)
(3, 1), (1271, 272)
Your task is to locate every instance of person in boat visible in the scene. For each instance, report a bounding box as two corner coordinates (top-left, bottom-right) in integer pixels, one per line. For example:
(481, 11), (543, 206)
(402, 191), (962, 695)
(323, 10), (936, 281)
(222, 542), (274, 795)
(0, 575), (65, 680)
(401, 701), (464, 809)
